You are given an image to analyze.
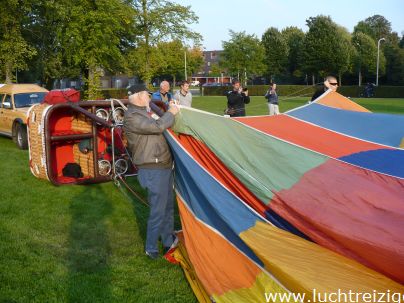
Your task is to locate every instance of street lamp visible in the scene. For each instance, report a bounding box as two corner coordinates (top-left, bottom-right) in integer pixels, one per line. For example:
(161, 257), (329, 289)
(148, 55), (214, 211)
(355, 42), (361, 87)
(184, 50), (187, 81)
(376, 37), (385, 86)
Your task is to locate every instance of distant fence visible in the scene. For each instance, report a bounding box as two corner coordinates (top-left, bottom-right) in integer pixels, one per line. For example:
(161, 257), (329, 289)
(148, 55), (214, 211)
(202, 85), (404, 98)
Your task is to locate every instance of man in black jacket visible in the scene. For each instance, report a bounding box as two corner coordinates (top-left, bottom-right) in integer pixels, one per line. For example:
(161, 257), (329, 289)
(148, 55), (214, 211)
(226, 80), (250, 117)
(124, 89), (179, 259)
(311, 75), (339, 102)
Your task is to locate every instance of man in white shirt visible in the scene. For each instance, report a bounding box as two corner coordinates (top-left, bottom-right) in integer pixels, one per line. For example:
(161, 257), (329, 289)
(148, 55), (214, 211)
(173, 80), (192, 107)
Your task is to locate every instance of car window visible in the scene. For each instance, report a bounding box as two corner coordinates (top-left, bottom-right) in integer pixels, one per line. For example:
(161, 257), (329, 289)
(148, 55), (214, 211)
(13, 92), (47, 108)
(0, 94), (5, 107)
(3, 95), (12, 109)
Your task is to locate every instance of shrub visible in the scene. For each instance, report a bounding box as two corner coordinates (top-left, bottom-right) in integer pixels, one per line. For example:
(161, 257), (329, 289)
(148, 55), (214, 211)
(203, 85), (404, 98)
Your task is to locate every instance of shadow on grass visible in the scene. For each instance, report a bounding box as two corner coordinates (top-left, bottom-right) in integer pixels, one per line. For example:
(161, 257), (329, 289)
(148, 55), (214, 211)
(117, 177), (149, 246)
(67, 184), (113, 302)
(117, 176), (182, 252)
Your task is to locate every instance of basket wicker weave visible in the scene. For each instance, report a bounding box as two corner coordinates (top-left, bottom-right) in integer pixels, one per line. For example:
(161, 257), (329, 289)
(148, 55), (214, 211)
(73, 143), (95, 177)
(27, 100), (127, 184)
(27, 103), (51, 180)
(71, 111), (92, 133)
(71, 109), (95, 177)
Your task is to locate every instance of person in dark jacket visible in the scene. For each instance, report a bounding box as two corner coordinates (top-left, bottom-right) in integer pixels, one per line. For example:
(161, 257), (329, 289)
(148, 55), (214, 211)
(226, 80), (250, 117)
(124, 89), (179, 259)
(311, 75), (339, 102)
(265, 83), (279, 115)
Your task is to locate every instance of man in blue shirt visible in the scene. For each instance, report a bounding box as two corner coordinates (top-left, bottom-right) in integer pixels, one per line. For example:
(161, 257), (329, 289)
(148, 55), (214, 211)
(152, 80), (172, 105)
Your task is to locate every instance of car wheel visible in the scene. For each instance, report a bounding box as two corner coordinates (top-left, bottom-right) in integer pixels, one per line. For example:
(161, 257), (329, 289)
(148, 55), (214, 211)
(16, 123), (28, 150)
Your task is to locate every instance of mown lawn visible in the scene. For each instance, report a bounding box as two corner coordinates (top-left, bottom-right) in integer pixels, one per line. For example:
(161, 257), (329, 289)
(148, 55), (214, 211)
(0, 97), (403, 303)
(192, 96), (404, 115)
(0, 137), (196, 303)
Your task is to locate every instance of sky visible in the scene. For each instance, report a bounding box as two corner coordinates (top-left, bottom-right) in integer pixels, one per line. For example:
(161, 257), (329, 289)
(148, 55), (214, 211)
(178, 0), (404, 50)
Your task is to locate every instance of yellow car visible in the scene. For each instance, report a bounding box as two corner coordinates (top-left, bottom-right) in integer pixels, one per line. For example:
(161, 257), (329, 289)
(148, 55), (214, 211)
(0, 84), (49, 149)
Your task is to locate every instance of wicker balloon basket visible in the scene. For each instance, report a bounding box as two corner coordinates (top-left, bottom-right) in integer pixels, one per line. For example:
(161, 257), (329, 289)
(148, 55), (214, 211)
(27, 100), (131, 185)
(27, 103), (51, 180)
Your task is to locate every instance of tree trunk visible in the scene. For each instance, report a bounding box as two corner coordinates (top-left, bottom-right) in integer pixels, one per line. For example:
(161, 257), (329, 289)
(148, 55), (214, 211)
(5, 61), (13, 84)
(338, 74), (342, 87)
(173, 74), (176, 87)
(86, 64), (101, 100)
(312, 74), (315, 86)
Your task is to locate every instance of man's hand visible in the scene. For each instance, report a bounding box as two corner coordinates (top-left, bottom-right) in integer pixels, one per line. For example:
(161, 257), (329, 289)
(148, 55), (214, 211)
(168, 104), (179, 115)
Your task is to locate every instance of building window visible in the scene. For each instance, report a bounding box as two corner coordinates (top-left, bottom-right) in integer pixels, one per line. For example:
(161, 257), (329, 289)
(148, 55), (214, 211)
(207, 62), (211, 67)
(211, 52), (216, 59)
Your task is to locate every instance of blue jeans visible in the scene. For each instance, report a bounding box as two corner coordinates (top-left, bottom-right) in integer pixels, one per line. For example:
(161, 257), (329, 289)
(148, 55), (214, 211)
(138, 168), (174, 253)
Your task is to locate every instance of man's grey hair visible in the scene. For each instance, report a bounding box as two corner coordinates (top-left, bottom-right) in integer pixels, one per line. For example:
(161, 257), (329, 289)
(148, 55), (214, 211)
(160, 81), (169, 88)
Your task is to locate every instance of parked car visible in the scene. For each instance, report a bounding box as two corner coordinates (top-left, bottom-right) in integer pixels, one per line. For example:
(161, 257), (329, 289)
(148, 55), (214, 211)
(190, 80), (200, 86)
(202, 82), (221, 87)
(0, 84), (48, 149)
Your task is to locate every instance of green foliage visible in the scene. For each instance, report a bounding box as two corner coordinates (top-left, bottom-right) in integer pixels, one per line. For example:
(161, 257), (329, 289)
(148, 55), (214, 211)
(209, 63), (222, 77)
(156, 40), (185, 82)
(0, 138), (196, 303)
(203, 85), (404, 98)
(354, 15), (392, 41)
(302, 15), (352, 80)
(0, 0), (36, 83)
(281, 27), (305, 76)
(129, 0), (201, 84)
(186, 47), (204, 78)
(220, 30), (266, 85)
(22, 1), (74, 87)
(352, 32), (378, 77)
(203, 85), (316, 96)
(383, 41), (404, 85)
(58, 0), (135, 98)
(262, 27), (289, 79)
(98, 88), (128, 99)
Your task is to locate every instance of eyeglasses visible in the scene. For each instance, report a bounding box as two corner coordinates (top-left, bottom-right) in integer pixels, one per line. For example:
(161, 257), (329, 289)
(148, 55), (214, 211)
(329, 82), (338, 86)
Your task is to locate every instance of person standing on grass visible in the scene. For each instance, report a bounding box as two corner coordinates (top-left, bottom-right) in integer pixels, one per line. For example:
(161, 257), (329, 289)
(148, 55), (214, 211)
(124, 88), (179, 260)
(152, 80), (172, 105)
(226, 80), (250, 117)
(265, 83), (279, 115)
(173, 80), (192, 107)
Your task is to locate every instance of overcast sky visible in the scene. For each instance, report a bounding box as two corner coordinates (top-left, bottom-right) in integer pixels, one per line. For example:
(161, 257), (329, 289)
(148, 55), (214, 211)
(178, 0), (404, 50)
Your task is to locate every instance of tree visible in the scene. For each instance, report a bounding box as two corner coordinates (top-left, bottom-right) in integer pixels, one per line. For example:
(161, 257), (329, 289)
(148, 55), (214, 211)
(57, 0), (135, 99)
(209, 63), (222, 77)
(302, 15), (352, 85)
(352, 32), (378, 85)
(383, 32), (404, 85)
(0, 0), (36, 83)
(354, 15), (392, 41)
(129, 0), (201, 85)
(335, 26), (355, 85)
(262, 27), (289, 81)
(221, 30), (266, 85)
(22, 0), (79, 87)
(157, 40), (186, 84)
(281, 26), (305, 77)
(186, 47), (204, 79)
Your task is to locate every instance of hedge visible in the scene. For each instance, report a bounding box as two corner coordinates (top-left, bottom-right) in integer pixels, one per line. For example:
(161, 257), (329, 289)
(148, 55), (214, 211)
(202, 85), (404, 98)
(99, 88), (128, 99)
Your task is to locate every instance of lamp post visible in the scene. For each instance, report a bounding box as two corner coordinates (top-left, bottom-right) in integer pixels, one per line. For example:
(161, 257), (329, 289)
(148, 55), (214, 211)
(184, 50), (187, 81)
(356, 42), (361, 87)
(376, 37), (385, 86)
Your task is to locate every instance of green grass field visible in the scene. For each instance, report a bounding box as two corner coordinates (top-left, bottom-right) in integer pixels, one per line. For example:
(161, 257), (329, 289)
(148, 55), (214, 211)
(0, 97), (403, 302)
(192, 96), (404, 115)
